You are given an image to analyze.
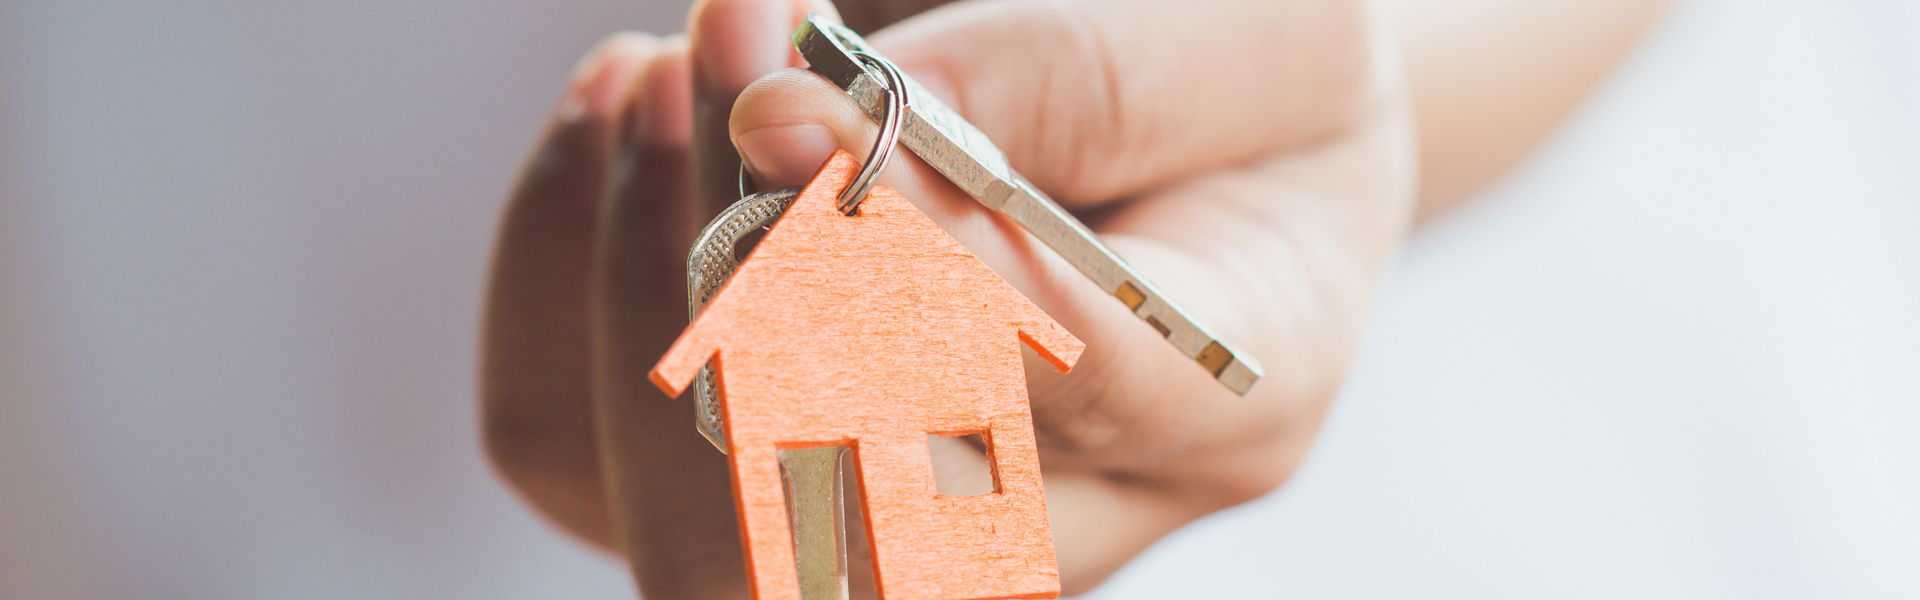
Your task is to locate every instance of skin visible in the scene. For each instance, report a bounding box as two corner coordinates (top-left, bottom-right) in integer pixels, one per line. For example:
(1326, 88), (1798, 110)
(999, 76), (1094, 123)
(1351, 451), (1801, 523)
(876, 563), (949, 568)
(1384, 0), (1670, 220)
(480, 0), (1664, 597)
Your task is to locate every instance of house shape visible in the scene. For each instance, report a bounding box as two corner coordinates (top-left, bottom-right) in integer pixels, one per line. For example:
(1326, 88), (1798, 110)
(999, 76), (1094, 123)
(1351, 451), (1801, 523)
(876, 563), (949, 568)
(650, 151), (1083, 600)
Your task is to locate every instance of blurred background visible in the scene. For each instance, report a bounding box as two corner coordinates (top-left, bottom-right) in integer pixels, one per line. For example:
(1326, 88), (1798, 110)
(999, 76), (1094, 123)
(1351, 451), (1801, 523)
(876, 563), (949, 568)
(1, 1), (680, 597)
(2, 0), (1916, 599)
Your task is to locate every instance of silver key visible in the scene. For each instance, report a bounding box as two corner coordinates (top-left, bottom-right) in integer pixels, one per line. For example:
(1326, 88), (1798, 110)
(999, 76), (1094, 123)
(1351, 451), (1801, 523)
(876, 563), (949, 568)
(687, 187), (799, 453)
(793, 15), (1263, 395)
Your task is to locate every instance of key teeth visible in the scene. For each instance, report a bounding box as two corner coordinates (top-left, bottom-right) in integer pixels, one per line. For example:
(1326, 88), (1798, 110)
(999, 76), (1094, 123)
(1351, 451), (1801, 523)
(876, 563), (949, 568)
(1195, 340), (1263, 396)
(1114, 281), (1148, 311)
(1216, 358), (1261, 396)
(1195, 342), (1233, 376)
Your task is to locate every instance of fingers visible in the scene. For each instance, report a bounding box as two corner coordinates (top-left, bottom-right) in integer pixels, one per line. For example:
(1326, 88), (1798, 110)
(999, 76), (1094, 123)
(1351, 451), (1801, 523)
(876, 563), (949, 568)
(1022, 115), (1418, 594)
(727, 15), (1416, 483)
(867, 0), (1373, 206)
(1073, 93), (1418, 494)
(585, 41), (762, 599)
(550, 3), (843, 595)
(834, 0), (959, 33)
(482, 32), (660, 551)
(726, 56), (1413, 594)
(688, 0), (841, 217)
(707, 1), (1415, 591)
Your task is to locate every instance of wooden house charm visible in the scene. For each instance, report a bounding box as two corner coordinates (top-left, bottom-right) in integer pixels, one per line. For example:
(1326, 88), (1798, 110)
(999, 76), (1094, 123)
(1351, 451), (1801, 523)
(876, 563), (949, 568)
(650, 151), (1083, 600)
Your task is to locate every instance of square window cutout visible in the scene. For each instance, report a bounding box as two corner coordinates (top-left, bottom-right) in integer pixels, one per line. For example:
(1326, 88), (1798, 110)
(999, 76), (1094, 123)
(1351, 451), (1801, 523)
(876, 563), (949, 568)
(925, 432), (997, 496)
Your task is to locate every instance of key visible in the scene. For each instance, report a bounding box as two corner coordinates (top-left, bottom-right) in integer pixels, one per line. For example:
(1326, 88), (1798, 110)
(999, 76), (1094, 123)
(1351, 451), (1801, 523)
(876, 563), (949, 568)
(687, 187), (798, 453)
(792, 14), (1263, 395)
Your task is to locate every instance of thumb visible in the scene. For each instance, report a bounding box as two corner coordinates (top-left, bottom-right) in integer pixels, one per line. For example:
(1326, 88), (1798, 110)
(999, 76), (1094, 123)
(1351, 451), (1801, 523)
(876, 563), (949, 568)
(868, 0), (1374, 206)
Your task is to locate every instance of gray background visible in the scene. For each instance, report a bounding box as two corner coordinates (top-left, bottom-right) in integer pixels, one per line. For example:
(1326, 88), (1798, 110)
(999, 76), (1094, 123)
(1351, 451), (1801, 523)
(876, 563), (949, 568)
(1, 1), (682, 597)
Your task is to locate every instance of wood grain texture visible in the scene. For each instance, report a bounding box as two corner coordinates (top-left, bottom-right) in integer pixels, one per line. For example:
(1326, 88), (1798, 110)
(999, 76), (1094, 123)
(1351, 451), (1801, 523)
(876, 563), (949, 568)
(652, 151), (1083, 600)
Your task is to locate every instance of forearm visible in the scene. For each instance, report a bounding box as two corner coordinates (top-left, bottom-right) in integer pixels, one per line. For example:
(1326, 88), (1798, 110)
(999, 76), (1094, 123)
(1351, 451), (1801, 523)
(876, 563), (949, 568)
(1382, 0), (1668, 221)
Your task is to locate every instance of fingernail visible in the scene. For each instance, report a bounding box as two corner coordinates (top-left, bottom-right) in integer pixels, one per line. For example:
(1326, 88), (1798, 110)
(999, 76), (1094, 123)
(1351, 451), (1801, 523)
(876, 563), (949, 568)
(559, 32), (657, 123)
(630, 44), (693, 149)
(695, 0), (794, 98)
(735, 124), (839, 188)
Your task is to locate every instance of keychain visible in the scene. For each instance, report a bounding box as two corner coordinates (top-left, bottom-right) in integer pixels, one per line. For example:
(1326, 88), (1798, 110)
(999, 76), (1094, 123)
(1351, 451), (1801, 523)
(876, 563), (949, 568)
(649, 16), (1262, 600)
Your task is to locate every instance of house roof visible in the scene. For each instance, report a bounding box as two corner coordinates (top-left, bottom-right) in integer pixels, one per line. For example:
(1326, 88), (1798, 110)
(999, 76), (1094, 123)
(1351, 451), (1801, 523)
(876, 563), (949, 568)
(649, 151), (1083, 398)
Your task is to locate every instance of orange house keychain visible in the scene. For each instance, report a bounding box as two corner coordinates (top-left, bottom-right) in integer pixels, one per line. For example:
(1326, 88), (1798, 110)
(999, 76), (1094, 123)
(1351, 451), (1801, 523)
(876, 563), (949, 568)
(654, 149), (1082, 600)
(650, 16), (1263, 600)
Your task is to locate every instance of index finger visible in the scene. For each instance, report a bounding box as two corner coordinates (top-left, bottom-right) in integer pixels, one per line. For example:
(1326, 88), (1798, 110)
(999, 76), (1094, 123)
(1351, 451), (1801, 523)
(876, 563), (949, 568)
(868, 0), (1374, 206)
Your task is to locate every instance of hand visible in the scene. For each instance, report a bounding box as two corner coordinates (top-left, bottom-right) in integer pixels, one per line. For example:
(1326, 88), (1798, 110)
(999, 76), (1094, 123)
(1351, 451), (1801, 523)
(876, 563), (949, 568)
(481, 0), (1415, 597)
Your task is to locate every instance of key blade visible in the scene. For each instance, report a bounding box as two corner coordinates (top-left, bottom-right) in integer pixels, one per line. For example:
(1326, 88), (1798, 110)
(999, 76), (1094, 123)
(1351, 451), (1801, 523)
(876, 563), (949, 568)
(793, 14), (1263, 395)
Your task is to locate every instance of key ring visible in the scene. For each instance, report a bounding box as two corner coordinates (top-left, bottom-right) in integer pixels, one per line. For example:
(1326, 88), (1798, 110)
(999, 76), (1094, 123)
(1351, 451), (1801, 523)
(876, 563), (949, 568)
(836, 52), (907, 214)
(736, 52), (906, 214)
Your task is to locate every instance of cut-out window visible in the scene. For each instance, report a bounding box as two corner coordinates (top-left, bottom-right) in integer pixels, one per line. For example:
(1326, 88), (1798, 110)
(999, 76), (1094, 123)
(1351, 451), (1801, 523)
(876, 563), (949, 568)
(926, 432), (997, 496)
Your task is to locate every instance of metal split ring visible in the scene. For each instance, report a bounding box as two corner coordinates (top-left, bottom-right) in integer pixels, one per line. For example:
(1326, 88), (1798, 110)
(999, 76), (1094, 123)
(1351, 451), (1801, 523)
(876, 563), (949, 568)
(835, 53), (907, 214)
(734, 52), (907, 215)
